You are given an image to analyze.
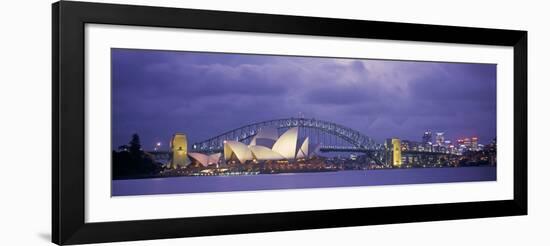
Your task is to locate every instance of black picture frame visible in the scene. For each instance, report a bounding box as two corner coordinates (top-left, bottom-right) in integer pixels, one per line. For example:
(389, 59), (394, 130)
(52, 1), (527, 245)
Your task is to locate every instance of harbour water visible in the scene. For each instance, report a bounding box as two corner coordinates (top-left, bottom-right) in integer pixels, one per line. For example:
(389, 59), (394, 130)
(112, 166), (496, 196)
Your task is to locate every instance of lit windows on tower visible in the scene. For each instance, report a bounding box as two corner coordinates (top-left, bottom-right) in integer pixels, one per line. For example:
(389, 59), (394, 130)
(422, 130), (432, 144)
(392, 138), (402, 168)
(435, 132), (445, 146)
(472, 137), (479, 150)
(464, 138), (472, 150)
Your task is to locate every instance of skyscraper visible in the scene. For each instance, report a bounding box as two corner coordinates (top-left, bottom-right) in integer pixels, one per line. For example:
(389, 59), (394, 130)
(472, 137), (479, 150)
(435, 132), (445, 146)
(464, 138), (471, 149)
(422, 130), (432, 144)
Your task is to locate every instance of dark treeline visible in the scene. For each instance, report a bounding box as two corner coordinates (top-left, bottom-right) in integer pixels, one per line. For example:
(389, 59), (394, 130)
(112, 134), (160, 179)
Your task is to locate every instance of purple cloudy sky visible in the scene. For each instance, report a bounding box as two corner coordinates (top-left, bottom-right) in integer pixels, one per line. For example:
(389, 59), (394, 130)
(111, 48), (496, 150)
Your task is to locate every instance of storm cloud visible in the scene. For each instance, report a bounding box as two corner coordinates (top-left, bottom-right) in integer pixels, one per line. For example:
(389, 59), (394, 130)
(112, 49), (496, 150)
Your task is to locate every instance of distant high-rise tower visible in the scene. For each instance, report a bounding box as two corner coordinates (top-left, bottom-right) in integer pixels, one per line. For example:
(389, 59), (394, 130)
(170, 133), (190, 169)
(464, 138), (472, 149)
(471, 137), (479, 150)
(435, 132), (445, 146)
(422, 130), (432, 144)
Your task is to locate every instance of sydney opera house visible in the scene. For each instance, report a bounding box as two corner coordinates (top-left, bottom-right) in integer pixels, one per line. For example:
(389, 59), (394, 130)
(169, 127), (311, 169)
(224, 127), (309, 164)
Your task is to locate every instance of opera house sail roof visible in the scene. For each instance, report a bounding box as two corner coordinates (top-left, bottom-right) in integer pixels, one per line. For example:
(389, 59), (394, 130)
(271, 127), (299, 160)
(188, 152), (222, 167)
(224, 140), (254, 164)
(296, 137), (309, 159)
(249, 145), (285, 160)
(223, 127), (310, 163)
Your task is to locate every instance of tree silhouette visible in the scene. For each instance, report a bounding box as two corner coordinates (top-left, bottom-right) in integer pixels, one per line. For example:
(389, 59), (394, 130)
(129, 133), (141, 156)
(112, 133), (159, 179)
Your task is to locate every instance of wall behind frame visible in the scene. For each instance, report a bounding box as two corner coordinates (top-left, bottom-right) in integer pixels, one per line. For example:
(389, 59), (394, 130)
(0, 0), (547, 245)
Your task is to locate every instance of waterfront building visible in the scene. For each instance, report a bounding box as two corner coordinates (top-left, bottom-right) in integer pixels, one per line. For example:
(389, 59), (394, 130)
(398, 140), (420, 152)
(449, 145), (458, 155)
(223, 127), (310, 164)
(432, 143), (441, 153)
(249, 145), (285, 160)
(296, 137), (309, 159)
(170, 133), (191, 169)
(272, 127), (299, 159)
(224, 140), (254, 164)
(384, 138), (402, 168)
(401, 140), (410, 151)
(392, 138), (402, 167)
(188, 152), (221, 167)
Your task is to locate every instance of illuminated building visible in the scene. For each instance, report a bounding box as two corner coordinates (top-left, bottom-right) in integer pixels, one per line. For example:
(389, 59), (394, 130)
(295, 138), (308, 159)
(385, 138), (402, 167)
(401, 140), (410, 151)
(435, 132), (445, 146)
(422, 130), (432, 144)
(449, 144), (457, 154)
(432, 143), (440, 153)
(249, 145), (285, 160)
(188, 152), (221, 167)
(272, 127), (299, 159)
(392, 138), (402, 167)
(224, 140), (253, 164)
(223, 127), (309, 163)
(170, 133), (191, 169)
(464, 138), (471, 149)
(472, 137), (479, 150)
(452, 139), (465, 154)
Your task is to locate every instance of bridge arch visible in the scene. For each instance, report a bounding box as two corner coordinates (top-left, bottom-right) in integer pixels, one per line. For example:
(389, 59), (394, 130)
(190, 118), (379, 153)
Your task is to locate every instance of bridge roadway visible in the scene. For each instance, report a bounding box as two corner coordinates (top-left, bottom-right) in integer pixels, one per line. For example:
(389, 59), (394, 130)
(147, 147), (458, 156)
(320, 146), (458, 156)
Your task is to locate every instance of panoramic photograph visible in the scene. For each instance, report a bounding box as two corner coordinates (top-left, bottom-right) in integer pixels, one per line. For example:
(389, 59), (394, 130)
(111, 48), (497, 196)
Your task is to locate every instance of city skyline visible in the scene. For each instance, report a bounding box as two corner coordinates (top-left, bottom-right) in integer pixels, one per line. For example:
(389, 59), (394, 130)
(112, 48), (497, 150)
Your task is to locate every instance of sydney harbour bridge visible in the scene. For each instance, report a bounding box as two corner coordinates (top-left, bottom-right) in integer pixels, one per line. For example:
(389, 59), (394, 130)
(190, 117), (382, 154)
(149, 117), (456, 167)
